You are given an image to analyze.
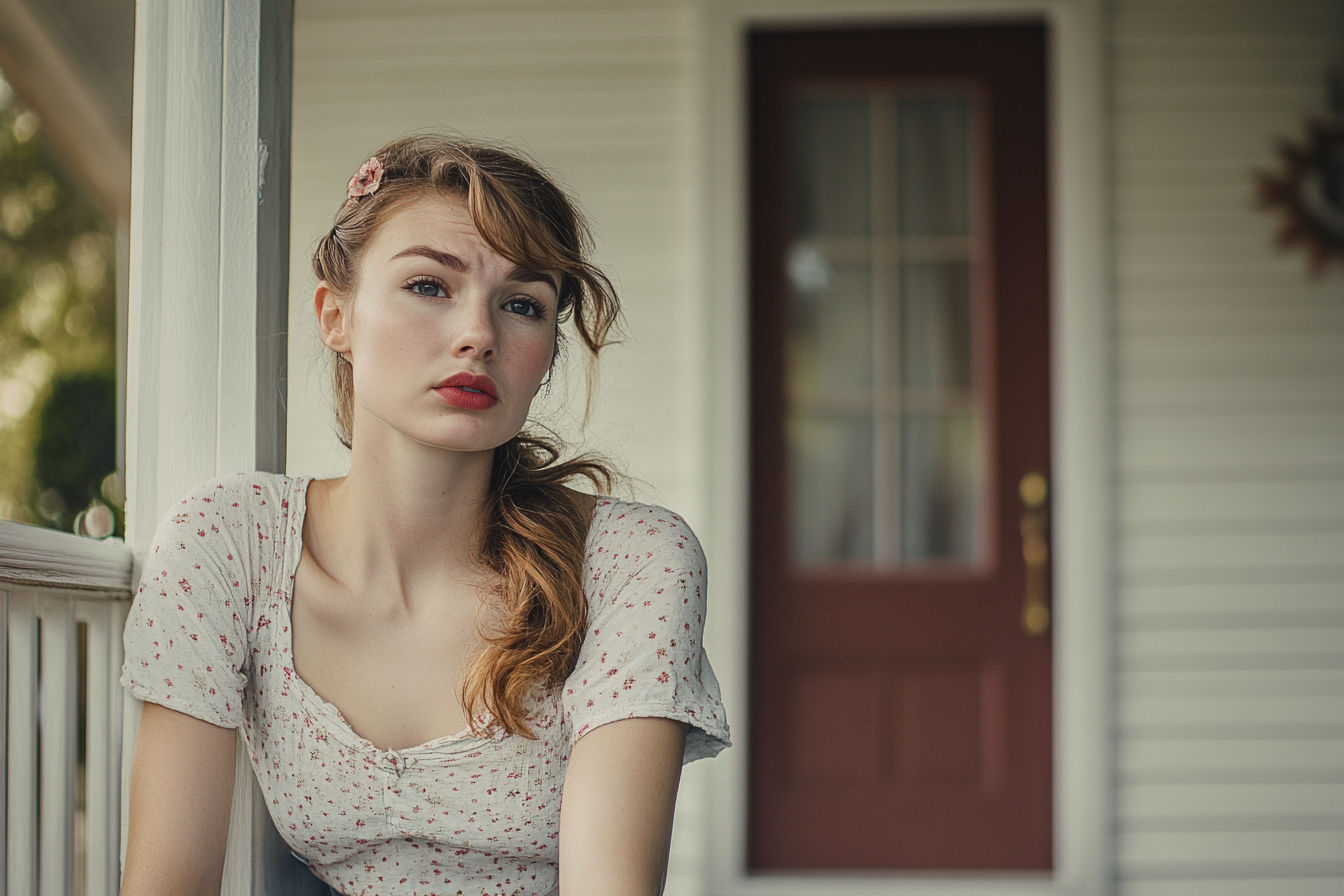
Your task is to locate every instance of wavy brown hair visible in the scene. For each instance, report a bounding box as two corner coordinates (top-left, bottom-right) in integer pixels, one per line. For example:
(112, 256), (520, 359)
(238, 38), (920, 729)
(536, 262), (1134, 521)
(312, 135), (621, 737)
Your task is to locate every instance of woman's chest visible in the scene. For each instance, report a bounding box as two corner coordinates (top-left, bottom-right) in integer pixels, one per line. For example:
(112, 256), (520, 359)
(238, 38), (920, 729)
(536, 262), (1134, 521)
(290, 555), (490, 750)
(247, 679), (572, 863)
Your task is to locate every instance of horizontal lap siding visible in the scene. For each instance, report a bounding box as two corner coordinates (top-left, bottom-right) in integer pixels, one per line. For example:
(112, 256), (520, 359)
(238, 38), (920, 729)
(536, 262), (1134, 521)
(1112, 1), (1344, 892)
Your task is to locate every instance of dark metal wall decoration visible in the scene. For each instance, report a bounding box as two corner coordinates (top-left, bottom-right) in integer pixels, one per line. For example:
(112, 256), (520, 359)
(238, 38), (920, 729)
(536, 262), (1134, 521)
(1255, 67), (1344, 276)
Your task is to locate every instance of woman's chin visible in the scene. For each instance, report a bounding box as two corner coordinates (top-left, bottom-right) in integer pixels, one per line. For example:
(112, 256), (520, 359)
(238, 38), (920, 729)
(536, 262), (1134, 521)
(352, 405), (519, 453)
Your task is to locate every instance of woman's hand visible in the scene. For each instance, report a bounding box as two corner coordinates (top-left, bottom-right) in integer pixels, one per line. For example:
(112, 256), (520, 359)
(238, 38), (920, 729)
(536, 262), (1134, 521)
(558, 717), (688, 896)
(120, 702), (238, 896)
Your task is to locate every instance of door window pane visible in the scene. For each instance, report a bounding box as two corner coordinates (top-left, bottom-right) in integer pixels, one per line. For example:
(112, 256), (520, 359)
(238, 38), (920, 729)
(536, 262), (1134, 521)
(896, 97), (972, 237)
(899, 411), (982, 562)
(790, 414), (874, 564)
(791, 98), (871, 237)
(788, 256), (872, 396)
(899, 262), (973, 390)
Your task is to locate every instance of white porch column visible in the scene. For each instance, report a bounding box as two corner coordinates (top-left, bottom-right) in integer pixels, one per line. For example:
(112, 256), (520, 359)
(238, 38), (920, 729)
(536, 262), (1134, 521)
(123, 1), (305, 893)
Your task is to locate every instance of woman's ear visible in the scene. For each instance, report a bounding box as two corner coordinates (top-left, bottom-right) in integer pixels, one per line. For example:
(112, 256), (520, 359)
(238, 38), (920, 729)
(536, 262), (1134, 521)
(315, 282), (352, 355)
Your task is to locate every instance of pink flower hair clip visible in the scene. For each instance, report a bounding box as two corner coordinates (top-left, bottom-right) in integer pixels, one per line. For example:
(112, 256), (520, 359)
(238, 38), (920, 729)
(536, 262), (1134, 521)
(344, 156), (385, 209)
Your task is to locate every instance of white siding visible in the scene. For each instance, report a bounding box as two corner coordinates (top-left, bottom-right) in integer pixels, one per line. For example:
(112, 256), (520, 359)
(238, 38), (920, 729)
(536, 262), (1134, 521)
(1112, 1), (1344, 892)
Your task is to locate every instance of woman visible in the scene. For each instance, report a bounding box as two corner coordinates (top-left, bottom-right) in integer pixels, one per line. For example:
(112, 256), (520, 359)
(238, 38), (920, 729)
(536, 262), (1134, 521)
(119, 135), (730, 896)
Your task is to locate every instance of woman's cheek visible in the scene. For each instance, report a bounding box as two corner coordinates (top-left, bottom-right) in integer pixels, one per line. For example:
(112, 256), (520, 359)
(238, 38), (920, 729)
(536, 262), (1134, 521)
(361, 303), (437, 363)
(349, 316), (429, 407)
(520, 335), (555, 385)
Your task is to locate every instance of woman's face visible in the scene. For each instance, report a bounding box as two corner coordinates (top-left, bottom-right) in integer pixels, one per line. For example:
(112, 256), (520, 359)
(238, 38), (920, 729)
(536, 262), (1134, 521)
(317, 193), (559, 455)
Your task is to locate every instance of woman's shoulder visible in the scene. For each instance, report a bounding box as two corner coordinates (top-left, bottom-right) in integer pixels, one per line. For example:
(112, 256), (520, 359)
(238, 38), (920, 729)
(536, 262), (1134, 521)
(589, 496), (698, 539)
(586, 496), (705, 574)
(162, 471), (304, 520)
(145, 472), (307, 557)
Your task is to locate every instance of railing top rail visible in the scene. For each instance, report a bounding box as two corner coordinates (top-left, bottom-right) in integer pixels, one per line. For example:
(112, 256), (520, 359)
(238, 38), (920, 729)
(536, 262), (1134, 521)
(0, 520), (135, 595)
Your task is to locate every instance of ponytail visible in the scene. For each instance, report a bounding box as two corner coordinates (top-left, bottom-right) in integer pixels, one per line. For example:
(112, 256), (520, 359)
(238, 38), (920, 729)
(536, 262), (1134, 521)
(462, 433), (615, 737)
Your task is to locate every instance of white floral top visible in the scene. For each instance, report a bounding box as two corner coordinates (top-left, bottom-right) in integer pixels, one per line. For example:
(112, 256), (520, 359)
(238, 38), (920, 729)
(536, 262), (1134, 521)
(121, 473), (730, 896)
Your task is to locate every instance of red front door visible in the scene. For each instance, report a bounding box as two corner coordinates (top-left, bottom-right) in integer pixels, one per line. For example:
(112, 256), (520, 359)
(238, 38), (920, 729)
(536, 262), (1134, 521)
(747, 23), (1053, 870)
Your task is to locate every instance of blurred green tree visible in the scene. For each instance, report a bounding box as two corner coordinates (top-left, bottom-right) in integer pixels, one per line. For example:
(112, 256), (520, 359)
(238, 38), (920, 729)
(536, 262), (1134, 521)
(0, 68), (120, 534)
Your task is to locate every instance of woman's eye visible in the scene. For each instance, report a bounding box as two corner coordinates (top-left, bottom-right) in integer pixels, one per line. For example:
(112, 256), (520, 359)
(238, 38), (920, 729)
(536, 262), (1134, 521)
(504, 297), (543, 319)
(408, 280), (446, 298)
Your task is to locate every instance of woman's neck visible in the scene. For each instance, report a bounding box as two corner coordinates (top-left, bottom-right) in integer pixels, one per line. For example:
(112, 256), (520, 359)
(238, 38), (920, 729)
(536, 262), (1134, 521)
(312, 426), (497, 609)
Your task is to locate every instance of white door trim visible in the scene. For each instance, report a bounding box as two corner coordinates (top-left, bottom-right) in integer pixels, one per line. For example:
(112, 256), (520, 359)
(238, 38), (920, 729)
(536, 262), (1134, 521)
(694, 2), (1114, 894)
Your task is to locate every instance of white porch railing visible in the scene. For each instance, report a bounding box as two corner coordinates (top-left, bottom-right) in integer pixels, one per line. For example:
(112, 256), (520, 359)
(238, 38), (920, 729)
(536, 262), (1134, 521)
(1, 519), (134, 896)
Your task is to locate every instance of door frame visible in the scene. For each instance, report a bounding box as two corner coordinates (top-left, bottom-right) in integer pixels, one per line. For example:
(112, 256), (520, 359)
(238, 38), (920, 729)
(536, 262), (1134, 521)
(695, 1), (1113, 894)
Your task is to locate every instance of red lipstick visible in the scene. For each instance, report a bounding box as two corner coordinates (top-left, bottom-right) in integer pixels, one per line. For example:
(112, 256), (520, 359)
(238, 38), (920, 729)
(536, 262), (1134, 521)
(433, 372), (499, 410)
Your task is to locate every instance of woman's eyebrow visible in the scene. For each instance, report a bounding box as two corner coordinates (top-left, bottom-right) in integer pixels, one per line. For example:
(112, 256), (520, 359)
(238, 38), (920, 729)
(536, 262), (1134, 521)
(388, 248), (553, 289)
(508, 266), (557, 288)
(390, 246), (466, 271)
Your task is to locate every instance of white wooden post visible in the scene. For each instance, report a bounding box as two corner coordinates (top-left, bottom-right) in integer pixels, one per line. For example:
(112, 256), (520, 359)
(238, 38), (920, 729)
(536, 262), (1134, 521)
(124, 1), (296, 893)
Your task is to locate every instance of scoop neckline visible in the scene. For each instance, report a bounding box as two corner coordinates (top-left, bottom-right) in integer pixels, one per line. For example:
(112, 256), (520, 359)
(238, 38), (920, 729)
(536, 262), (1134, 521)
(279, 475), (616, 755)
(283, 476), (495, 754)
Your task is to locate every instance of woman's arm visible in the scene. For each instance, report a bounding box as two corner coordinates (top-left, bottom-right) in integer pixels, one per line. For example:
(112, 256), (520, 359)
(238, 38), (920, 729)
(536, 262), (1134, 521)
(558, 717), (688, 896)
(120, 702), (238, 896)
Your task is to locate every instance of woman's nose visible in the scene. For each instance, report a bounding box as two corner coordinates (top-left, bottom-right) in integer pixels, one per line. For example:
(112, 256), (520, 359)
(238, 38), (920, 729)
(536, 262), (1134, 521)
(449, 300), (496, 359)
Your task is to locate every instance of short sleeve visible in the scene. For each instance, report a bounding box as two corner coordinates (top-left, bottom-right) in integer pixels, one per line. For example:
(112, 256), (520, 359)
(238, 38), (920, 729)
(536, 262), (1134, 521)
(563, 502), (731, 763)
(120, 476), (259, 728)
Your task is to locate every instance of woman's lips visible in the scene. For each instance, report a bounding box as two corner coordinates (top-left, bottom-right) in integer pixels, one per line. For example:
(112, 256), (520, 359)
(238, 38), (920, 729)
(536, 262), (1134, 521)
(433, 372), (499, 410)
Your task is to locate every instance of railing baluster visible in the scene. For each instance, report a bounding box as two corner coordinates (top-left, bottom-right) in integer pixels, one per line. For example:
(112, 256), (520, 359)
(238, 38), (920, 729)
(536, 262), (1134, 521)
(38, 594), (77, 896)
(82, 601), (106, 896)
(8, 590), (38, 896)
(81, 599), (127, 896)
(109, 600), (128, 892)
